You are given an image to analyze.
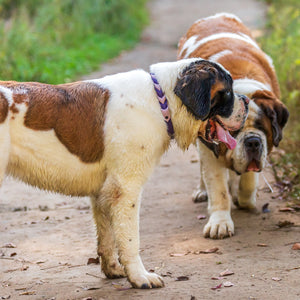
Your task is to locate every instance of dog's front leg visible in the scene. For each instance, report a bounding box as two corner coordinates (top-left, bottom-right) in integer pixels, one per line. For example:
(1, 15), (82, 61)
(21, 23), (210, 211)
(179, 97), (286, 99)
(237, 171), (259, 210)
(91, 193), (126, 279)
(198, 143), (234, 239)
(109, 182), (164, 289)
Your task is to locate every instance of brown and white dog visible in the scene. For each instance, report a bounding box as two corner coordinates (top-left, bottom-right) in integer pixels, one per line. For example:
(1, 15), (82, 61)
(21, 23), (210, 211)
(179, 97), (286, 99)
(178, 13), (289, 239)
(0, 58), (248, 288)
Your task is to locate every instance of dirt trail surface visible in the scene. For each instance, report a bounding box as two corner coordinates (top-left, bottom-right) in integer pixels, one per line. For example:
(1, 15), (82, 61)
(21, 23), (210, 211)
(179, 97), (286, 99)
(1, 0), (299, 299)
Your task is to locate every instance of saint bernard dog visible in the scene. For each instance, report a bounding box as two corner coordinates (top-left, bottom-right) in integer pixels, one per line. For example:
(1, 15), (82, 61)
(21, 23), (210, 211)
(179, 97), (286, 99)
(0, 58), (248, 288)
(178, 13), (289, 239)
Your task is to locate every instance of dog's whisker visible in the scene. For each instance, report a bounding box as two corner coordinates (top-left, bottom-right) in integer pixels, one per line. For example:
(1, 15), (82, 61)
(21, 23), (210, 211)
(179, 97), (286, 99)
(262, 173), (274, 193)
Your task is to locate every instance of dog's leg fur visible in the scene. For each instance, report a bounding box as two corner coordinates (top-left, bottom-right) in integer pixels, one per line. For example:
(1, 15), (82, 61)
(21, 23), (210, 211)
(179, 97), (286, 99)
(108, 179), (164, 288)
(91, 191), (126, 279)
(236, 172), (258, 210)
(192, 142), (208, 203)
(198, 143), (234, 239)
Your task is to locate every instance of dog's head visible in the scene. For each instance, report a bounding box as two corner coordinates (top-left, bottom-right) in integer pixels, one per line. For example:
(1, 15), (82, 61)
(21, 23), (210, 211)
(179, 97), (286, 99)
(224, 90), (289, 174)
(174, 60), (249, 149)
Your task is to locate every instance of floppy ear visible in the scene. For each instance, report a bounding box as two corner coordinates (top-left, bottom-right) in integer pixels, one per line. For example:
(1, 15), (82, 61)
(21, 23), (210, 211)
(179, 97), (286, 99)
(174, 67), (215, 120)
(253, 90), (289, 147)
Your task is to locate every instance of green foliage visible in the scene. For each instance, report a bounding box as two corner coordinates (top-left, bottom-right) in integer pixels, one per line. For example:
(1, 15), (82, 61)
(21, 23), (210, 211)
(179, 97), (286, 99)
(260, 0), (300, 139)
(260, 0), (300, 202)
(0, 0), (148, 83)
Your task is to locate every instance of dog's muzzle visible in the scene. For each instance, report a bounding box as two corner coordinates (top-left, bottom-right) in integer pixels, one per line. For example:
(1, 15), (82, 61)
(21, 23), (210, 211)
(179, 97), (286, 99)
(245, 135), (263, 172)
(200, 95), (249, 150)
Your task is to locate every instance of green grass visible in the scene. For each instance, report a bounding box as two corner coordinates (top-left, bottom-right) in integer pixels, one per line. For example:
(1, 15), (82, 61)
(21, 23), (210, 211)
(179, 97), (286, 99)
(260, 0), (300, 203)
(0, 0), (148, 83)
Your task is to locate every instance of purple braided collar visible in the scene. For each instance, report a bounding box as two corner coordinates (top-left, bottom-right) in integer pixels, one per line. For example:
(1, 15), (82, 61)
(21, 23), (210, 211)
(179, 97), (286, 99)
(150, 72), (174, 138)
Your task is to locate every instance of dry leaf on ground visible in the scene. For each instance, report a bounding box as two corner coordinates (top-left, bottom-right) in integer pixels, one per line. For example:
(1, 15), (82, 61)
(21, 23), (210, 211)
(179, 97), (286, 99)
(224, 281), (234, 287)
(219, 269), (234, 276)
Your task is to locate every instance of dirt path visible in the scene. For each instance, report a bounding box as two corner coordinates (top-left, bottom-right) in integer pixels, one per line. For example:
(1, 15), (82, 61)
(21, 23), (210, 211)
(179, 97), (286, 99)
(1, 1), (299, 299)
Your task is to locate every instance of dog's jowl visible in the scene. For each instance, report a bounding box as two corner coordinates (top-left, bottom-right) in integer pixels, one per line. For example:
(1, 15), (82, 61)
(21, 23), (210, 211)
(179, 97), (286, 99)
(0, 58), (248, 288)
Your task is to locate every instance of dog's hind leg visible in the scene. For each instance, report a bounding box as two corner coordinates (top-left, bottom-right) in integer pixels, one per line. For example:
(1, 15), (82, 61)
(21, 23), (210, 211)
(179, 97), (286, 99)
(192, 157), (208, 203)
(91, 180), (126, 278)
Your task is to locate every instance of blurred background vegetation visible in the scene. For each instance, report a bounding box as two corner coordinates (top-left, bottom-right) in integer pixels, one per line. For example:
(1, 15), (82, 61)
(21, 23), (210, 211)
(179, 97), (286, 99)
(261, 0), (300, 204)
(0, 0), (148, 83)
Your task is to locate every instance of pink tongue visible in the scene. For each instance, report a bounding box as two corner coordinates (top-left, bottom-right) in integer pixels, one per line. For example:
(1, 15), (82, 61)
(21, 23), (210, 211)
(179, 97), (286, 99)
(247, 160), (260, 172)
(216, 122), (237, 149)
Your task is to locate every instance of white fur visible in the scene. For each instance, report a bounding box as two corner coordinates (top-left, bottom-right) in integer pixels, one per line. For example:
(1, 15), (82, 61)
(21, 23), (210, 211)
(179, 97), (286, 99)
(179, 32), (260, 58)
(198, 12), (243, 24)
(209, 50), (233, 62)
(0, 86), (14, 106)
(233, 78), (271, 96)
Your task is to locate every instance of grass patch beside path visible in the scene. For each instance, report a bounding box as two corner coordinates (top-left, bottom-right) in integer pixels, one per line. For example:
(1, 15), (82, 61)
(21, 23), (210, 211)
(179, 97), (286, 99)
(260, 0), (300, 204)
(0, 0), (148, 84)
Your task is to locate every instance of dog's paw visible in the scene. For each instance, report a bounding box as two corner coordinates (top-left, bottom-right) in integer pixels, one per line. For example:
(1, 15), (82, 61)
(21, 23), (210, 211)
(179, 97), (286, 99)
(101, 258), (126, 279)
(203, 210), (234, 239)
(128, 270), (164, 289)
(192, 189), (208, 203)
(237, 194), (257, 210)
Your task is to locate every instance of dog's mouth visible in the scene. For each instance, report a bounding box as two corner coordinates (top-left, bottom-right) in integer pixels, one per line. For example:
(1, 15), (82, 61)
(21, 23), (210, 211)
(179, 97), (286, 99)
(200, 118), (237, 150)
(246, 159), (261, 172)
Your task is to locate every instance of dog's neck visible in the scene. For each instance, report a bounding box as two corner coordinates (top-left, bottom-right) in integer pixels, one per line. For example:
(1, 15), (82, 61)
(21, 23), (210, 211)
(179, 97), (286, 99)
(149, 59), (204, 150)
(150, 72), (174, 138)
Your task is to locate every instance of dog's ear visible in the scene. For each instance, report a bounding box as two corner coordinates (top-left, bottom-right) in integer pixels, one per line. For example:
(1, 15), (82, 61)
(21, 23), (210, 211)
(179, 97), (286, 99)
(174, 64), (215, 120)
(253, 90), (289, 147)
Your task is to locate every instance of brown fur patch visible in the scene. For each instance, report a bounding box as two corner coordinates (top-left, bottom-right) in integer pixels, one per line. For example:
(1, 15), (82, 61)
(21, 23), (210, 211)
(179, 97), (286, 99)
(177, 16), (280, 98)
(0, 93), (9, 123)
(25, 81), (110, 163)
(1, 81), (110, 163)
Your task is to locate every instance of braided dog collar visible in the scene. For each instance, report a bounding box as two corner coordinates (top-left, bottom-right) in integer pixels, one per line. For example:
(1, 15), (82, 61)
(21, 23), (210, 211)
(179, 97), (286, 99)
(150, 72), (175, 138)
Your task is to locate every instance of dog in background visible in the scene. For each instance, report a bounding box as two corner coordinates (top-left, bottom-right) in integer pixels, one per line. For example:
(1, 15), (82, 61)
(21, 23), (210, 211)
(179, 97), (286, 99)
(178, 13), (289, 239)
(0, 58), (248, 287)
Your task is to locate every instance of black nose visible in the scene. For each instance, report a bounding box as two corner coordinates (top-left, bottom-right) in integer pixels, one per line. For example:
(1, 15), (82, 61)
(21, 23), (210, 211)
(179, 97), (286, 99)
(245, 136), (262, 153)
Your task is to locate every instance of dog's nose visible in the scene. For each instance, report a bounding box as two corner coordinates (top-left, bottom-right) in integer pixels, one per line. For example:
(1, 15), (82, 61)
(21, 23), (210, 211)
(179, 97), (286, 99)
(244, 136), (262, 153)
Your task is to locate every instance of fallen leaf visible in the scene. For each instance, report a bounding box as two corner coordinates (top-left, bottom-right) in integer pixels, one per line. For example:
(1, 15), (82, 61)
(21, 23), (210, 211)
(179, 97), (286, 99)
(211, 283), (222, 290)
(161, 271), (172, 277)
(1, 243), (16, 249)
(176, 276), (189, 281)
(262, 203), (270, 213)
(112, 282), (131, 290)
(279, 207), (295, 212)
(170, 252), (189, 257)
(257, 243), (268, 247)
(0, 296), (11, 299)
(277, 220), (294, 228)
(19, 291), (36, 296)
(211, 276), (225, 280)
(219, 269), (234, 276)
(194, 247), (219, 254)
(87, 257), (99, 265)
(197, 215), (206, 220)
(292, 243), (300, 250)
(223, 281), (234, 287)
(81, 286), (101, 291)
(21, 266), (29, 271)
(272, 277), (282, 281)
